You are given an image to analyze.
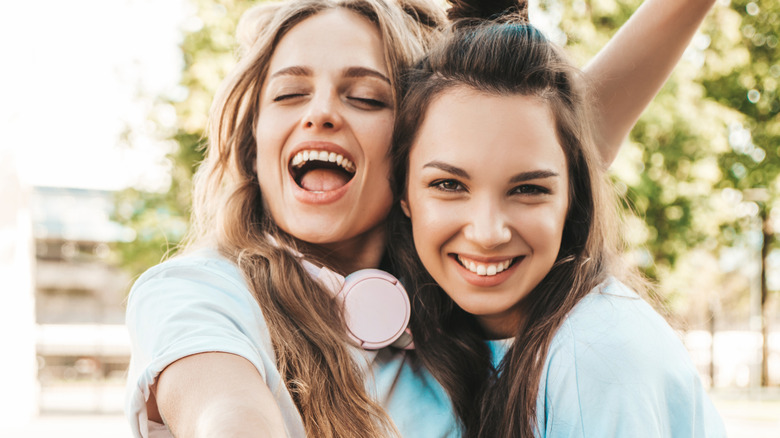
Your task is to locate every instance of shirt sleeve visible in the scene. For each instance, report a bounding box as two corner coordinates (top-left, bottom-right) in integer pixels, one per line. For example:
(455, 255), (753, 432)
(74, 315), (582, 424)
(538, 283), (726, 438)
(124, 254), (274, 438)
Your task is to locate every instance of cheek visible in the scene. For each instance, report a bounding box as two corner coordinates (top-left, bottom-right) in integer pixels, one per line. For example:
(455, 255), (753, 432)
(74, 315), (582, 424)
(255, 108), (292, 154)
(408, 197), (457, 254)
(363, 115), (395, 155)
(527, 205), (568, 254)
(254, 144), (278, 181)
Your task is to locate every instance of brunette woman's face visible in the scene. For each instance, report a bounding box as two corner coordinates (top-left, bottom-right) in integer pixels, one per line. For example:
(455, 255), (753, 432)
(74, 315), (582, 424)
(402, 88), (569, 338)
(256, 9), (394, 248)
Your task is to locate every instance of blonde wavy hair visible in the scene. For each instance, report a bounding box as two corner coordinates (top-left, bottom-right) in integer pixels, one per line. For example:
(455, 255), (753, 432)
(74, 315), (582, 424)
(183, 0), (445, 436)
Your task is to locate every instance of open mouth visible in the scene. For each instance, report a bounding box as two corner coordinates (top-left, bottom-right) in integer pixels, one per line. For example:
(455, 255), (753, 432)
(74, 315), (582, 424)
(290, 149), (356, 192)
(455, 255), (521, 277)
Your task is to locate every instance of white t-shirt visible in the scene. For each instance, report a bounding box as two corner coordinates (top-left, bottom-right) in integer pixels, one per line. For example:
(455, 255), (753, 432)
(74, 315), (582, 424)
(488, 280), (726, 437)
(125, 249), (459, 438)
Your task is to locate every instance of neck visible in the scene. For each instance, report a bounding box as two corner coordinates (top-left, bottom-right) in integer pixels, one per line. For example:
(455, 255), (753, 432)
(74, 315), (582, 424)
(478, 300), (531, 340)
(303, 223), (387, 275)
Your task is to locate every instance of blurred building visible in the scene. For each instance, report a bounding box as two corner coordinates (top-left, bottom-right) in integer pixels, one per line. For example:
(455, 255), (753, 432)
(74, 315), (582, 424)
(0, 150), (37, 425)
(31, 186), (133, 413)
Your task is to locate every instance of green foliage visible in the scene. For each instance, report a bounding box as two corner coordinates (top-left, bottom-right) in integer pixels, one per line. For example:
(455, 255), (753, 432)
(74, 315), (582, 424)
(114, 0), (255, 283)
(547, 0), (779, 323)
(116, 0), (778, 326)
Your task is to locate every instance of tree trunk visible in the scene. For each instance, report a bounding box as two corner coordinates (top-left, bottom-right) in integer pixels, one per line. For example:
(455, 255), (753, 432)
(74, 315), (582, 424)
(760, 207), (772, 386)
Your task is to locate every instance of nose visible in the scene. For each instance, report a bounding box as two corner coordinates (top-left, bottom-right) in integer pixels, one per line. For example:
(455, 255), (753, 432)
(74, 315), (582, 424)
(463, 201), (512, 249)
(302, 90), (343, 131)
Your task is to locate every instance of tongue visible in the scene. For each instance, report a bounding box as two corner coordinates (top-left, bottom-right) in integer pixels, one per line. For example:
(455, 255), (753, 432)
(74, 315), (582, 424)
(300, 168), (351, 192)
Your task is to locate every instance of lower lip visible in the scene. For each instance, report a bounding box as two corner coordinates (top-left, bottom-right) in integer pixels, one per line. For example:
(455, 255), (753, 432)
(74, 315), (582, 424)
(289, 172), (352, 205)
(451, 255), (522, 288)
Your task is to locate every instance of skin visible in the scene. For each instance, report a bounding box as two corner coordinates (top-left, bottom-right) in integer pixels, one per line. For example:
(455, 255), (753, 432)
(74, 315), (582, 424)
(147, 0), (718, 435)
(151, 353), (287, 438)
(153, 10), (393, 438)
(585, 0), (718, 164)
(402, 89), (569, 338)
(255, 9), (395, 274)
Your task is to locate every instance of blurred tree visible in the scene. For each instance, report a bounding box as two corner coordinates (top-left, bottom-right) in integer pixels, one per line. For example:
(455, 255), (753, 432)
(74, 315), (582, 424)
(550, 0), (737, 301)
(113, 0), (253, 281)
(552, 0), (778, 385)
(116, 0), (778, 383)
(699, 0), (779, 386)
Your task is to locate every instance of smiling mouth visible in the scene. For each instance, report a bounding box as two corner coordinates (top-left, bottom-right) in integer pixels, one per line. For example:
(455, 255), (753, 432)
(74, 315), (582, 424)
(456, 255), (521, 276)
(290, 149), (356, 192)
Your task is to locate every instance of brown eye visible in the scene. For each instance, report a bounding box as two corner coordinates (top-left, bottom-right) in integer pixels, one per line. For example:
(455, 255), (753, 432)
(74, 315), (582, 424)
(431, 179), (464, 192)
(511, 184), (550, 195)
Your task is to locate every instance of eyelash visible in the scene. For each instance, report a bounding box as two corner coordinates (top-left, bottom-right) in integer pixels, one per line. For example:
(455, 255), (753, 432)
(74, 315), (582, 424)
(511, 184), (551, 195)
(348, 96), (387, 108)
(272, 93), (387, 109)
(430, 179), (464, 192)
(273, 93), (305, 102)
(430, 180), (551, 196)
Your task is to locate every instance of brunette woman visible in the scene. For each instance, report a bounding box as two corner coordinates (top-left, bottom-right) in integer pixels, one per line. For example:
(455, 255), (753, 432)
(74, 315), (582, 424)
(125, 0), (717, 436)
(391, 3), (726, 437)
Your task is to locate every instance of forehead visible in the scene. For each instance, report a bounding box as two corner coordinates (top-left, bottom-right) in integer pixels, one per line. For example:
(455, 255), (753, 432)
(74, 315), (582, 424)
(411, 87), (567, 175)
(268, 8), (388, 76)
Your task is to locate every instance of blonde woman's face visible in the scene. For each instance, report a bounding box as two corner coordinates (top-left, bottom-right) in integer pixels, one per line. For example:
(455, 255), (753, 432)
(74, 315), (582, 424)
(402, 89), (569, 338)
(255, 9), (395, 252)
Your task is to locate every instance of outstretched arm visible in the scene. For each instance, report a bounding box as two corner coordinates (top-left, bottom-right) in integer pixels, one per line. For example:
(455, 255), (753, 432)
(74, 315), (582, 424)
(152, 352), (288, 438)
(584, 0), (716, 166)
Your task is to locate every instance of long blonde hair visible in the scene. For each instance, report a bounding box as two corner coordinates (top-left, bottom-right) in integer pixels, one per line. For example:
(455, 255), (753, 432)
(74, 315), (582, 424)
(183, 0), (444, 436)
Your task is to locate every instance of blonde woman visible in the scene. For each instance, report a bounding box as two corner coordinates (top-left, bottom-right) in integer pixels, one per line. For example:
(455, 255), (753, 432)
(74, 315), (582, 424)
(125, 0), (716, 436)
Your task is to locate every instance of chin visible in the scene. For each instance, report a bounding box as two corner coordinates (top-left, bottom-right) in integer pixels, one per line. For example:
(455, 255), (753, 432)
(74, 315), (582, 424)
(287, 228), (343, 245)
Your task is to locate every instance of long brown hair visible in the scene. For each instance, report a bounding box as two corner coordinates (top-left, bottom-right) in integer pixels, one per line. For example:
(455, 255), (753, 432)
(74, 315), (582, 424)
(181, 1), (445, 436)
(389, 6), (642, 437)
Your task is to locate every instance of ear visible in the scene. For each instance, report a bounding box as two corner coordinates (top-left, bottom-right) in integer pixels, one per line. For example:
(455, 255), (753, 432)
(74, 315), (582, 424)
(400, 199), (411, 218)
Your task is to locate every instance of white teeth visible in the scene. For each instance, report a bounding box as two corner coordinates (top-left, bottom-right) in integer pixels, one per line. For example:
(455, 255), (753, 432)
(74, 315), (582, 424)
(290, 149), (355, 174)
(458, 255), (514, 277)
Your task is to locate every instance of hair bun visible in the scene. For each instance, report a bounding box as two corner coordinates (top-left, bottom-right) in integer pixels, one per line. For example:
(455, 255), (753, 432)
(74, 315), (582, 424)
(447, 0), (528, 23)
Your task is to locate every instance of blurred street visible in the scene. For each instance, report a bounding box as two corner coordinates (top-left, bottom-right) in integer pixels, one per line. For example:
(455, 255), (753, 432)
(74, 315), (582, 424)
(711, 389), (780, 437)
(2, 385), (779, 437)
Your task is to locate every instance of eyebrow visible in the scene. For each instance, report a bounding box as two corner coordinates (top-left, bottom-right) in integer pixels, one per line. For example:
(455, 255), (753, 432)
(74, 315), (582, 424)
(509, 169), (560, 183)
(343, 66), (391, 84)
(269, 65), (390, 84)
(269, 65), (312, 79)
(423, 161), (559, 182)
(423, 161), (470, 179)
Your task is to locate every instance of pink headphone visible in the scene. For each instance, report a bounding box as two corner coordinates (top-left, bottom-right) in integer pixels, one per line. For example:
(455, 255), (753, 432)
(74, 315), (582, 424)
(302, 260), (413, 350)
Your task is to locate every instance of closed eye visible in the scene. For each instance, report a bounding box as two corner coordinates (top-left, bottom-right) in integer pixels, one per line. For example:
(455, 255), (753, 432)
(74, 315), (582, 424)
(430, 179), (465, 192)
(347, 96), (388, 109)
(273, 93), (307, 102)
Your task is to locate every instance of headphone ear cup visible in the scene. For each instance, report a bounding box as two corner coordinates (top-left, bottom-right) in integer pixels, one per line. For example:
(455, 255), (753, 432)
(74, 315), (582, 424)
(338, 269), (411, 349)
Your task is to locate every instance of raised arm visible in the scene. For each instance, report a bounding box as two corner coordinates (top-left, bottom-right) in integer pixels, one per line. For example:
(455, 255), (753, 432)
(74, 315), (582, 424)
(152, 352), (288, 438)
(584, 0), (716, 165)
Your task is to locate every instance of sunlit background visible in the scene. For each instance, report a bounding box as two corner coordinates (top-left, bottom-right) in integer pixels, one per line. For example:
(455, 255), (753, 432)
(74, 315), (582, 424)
(1, 0), (779, 436)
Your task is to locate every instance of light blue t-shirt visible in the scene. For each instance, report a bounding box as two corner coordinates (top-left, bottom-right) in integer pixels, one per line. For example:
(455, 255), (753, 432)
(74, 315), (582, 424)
(489, 280), (726, 437)
(125, 249), (459, 438)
